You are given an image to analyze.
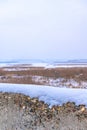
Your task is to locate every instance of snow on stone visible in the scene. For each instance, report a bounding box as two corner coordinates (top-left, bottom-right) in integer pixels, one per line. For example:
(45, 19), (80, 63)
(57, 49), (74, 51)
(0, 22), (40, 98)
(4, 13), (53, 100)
(0, 83), (87, 107)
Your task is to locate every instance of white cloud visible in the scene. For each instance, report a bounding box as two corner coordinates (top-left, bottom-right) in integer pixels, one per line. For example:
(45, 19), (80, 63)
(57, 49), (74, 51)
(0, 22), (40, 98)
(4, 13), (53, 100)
(0, 0), (87, 60)
(0, 0), (86, 20)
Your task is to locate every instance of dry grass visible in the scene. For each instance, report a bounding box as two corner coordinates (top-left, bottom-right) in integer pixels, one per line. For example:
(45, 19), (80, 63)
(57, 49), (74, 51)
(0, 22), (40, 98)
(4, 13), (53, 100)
(0, 67), (87, 84)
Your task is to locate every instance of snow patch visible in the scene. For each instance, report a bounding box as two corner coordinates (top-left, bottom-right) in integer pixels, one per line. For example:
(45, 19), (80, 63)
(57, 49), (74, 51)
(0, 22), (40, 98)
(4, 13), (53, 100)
(0, 83), (87, 107)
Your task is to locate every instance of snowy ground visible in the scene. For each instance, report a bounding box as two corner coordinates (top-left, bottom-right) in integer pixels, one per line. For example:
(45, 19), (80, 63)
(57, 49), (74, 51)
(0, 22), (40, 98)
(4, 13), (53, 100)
(32, 76), (87, 88)
(2, 65), (87, 70)
(0, 83), (87, 107)
(1, 62), (87, 69)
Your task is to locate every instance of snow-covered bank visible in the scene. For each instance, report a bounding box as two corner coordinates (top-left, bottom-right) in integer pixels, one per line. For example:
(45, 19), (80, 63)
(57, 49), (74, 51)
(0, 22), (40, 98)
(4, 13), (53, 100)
(0, 83), (87, 107)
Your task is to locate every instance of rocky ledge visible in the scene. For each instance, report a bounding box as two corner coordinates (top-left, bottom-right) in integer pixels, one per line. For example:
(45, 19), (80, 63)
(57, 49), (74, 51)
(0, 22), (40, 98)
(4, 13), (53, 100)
(0, 92), (87, 130)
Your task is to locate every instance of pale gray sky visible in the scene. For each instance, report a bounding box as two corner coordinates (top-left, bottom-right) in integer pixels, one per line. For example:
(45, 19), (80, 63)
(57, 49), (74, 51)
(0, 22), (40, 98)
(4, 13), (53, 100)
(0, 0), (87, 60)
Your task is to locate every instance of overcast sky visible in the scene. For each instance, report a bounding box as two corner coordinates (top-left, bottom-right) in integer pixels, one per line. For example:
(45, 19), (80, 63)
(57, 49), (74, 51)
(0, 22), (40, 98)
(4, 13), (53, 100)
(0, 0), (87, 60)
